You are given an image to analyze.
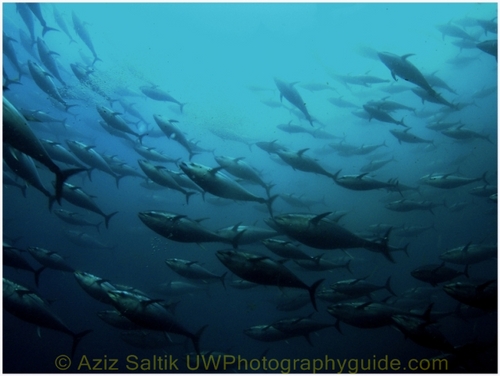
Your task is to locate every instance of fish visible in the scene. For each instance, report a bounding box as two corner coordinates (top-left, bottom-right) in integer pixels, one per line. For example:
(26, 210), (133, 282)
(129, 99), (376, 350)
(366, 98), (416, 113)
(411, 262), (468, 286)
(153, 114), (195, 159)
(389, 128), (434, 144)
(70, 63), (113, 102)
(140, 86), (186, 112)
(243, 324), (296, 342)
(53, 209), (102, 232)
(269, 212), (394, 262)
(424, 72), (458, 95)
(391, 314), (455, 353)
(3, 244), (45, 286)
(436, 23), (477, 41)
(360, 156), (396, 173)
(107, 289), (207, 353)
(137, 159), (195, 204)
(16, 3), (35, 42)
(255, 139), (287, 154)
(27, 246), (75, 276)
(3, 32), (24, 78)
(138, 210), (239, 246)
(469, 184), (497, 197)
(133, 142), (180, 163)
(419, 172), (488, 189)
(293, 255), (352, 272)
(476, 39), (498, 61)
(151, 280), (209, 296)
(439, 242), (497, 265)
(274, 78), (314, 126)
(363, 104), (406, 126)
(278, 193), (328, 210)
(443, 280), (497, 311)
(73, 271), (118, 305)
(261, 239), (312, 260)
(377, 52), (436, 95)
(214, 155), (268, 190)
(27, 3), (58, 36)
(179, 161), (276, 213)
(327, 96), (359, 109)
(165, 258), (227, 287)
(66, 140), (122, 187)
(441, 125), (492, 143)
(58, 182), (118, 228)
(2, 98), (86, 204)
(318, 276), (395, 303)
(276, 148), (337, 179)
(216, 249), (324, 310)
(3, 171), (27, 197)
(3, 145), (53, 200)
(411, 87), (457, 109)
(270, 315), (336, 345)
(72, 11), (101, 64)
(63, 230), (116, 250)
(3, 277), (91, 357)
(97, 310), (141, 330)
(332, 171), (400, 192)
(52, 6), (77, 44)
(36, 37), (65, 85)
(385, 199), (443, 214)
(215, 224), (279, 245)
(27, 60), (74, 111)
(96, 105), (147, 143)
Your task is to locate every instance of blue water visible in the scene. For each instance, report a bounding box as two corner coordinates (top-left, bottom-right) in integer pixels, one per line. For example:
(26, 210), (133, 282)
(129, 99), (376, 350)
(3, 2), (497, 373)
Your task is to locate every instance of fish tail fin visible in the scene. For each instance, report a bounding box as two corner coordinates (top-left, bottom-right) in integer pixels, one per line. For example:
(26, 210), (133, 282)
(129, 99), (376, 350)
(308, 278), (325, 311)
(266, 195), (278, 218)
(220, 272), (227, 289)
(138, 133), (147, 145)
(115, 174), (123, 189)
(42, 26), (59, 37)
(64, 103), (78, 112)
(71, 329), (92, 358)
(92, 56), (103, 66)
(185, 191), (196, 205)
(54, 168), (86, 204)
(379, 228), (395, 263)
(191, 325), (208, 355)
(104, 211), (119, 229)
(385, 276), (396, 296)
(34, 266), (46, 287)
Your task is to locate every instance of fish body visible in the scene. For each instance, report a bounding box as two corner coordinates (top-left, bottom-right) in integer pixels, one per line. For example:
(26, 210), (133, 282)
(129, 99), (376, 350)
(439, 243), (497, 265)
(96, 105), (145, 143)
(138, 210), (235, 245)
(390, 128), (433, 144)
(420, 172), (487, 189)
(216, 249), (324, 310)
(385, 199), (442, 214)
(153, 115), (194, 158)
(377, 52), (436, 94)
(36, 37), (65, 85)
(276, 148), (336, 179)
(269, 212), (393, 262)
(53, 209), (101, 232)
(72, 11), (100, 64)
(27, 246), (74, 273)
(3, 277), (91, 357)
(274, 78), (313, 126)
(164, 258), (226, 286)
(107, 289), (206, 353)
(140, 86), (185, 112)
(443, 280), (497, 311)
(363, 105), (406, 126)
(333, 171), (399, 191)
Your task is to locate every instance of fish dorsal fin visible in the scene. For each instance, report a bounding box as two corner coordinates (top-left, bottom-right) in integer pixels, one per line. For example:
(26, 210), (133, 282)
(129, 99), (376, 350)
(141, 299), (163, 307)
(231, 222), (243, 232)
(210, 166), (225, 175)
(172, 215), (186, 222)
(297, 148), (310, 157)
(401, 53), (415, 60)
(312, 254), (324, 264)
(290, 81), (300, 87)
(234, 157), (245, 163)
(357, 173), (369, 179)
(310, 212), (331, 226)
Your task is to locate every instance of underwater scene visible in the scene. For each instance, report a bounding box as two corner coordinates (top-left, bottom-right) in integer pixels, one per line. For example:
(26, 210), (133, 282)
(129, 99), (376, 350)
(2, 2), (498, 373)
